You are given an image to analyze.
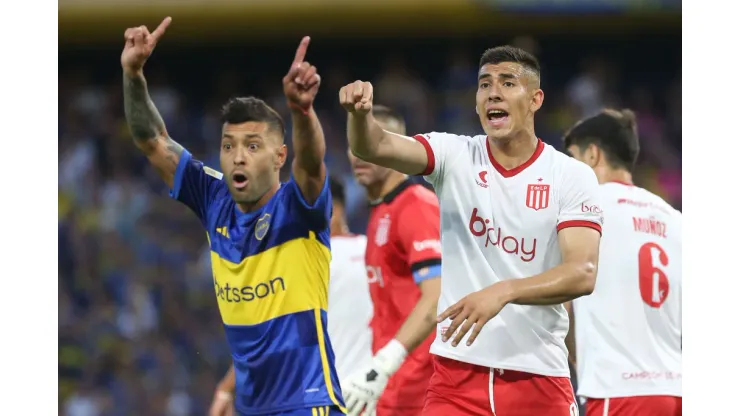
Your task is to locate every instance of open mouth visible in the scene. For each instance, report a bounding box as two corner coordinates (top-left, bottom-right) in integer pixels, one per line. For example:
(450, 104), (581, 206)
(486, 109), (509, 126)
(232, 173), (248, 190)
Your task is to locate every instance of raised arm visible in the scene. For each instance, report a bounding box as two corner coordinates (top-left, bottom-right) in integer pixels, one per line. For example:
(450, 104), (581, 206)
(339, 81), (428, 175)
(120, 17), (184, 189)
(283, 37), (326, 204)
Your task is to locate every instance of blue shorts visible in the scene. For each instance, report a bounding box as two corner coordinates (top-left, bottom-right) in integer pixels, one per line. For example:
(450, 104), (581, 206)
(240, 406), (345, 416)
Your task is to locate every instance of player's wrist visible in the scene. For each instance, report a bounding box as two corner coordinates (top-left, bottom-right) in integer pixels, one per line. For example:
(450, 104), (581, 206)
(494, 279), (518, 305)
(215, 389), (233, 402)
(216, 379), (235, 396)
(122, 67), (144, 79)
(348, 110), (372, 123)
(374, 339), (408, 375)
(287, 100), (312, 115)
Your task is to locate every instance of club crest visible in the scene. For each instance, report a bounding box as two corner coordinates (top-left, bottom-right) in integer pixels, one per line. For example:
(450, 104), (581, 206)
(375, 215), (391, 246)
(255, 213), (271, 241)
(526, 184), (550, 211)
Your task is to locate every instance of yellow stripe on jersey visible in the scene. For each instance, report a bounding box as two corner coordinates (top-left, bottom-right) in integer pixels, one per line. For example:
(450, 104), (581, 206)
(312, 405), (332, 416)
(211, 237), (331, 325)
(315, 308), (346, 412)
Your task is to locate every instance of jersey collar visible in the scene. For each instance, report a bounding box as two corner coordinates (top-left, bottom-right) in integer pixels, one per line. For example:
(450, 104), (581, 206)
(369, 178), (415, 206)
(486, 138), (545, 178)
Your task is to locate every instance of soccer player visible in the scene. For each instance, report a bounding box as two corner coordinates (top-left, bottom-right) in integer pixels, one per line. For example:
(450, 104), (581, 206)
(341, 106), (442, 416)
(563, 109), (682, 416)
(209, 177), (372, 416)
(340, 46), (604, 415)
(121, 18), (345, 416)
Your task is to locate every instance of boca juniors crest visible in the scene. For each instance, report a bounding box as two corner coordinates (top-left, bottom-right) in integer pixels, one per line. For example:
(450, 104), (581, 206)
(375, 215), (391, 246)
(255, 213), (271, 240)
(526, 184), (550, 211)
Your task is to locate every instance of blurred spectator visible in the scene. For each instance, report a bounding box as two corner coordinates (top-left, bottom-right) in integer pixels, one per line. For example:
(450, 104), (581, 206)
(566, 56), (613, 117)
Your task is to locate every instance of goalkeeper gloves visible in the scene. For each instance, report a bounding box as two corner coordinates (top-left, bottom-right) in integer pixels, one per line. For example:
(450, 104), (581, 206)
(341, 339), (408, 416)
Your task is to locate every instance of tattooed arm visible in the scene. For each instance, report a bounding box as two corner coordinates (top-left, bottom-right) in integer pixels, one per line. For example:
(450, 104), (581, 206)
(123, 72), (184, 189)
(120, 18), (182, 188)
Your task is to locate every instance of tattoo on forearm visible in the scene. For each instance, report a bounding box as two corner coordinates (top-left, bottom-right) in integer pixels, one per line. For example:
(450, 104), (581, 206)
(123, 74), (167, 144)
(164, 137), (184, 169)
(149, 137), (185, 180)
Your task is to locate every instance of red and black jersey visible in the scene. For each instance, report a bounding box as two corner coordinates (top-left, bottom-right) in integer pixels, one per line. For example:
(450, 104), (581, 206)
(365, 178), (442, 410)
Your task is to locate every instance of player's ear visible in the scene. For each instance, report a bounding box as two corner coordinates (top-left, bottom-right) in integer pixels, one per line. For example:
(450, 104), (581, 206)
(275, 144), (287, 170)
(585, 143), (600, 168)
(530, 88), (544, 112)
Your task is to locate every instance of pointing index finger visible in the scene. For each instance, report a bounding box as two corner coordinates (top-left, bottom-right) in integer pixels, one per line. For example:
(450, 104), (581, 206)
(151, 16), (172, 42)
(292, 36), (311, 66)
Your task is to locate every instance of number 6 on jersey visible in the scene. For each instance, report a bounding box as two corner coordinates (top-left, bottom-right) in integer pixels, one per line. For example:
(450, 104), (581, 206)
(638, 242), (670, 308)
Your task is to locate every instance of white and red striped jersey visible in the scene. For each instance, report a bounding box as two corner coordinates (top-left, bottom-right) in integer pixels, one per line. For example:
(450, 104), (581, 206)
(414, 133), (604, 377)
(573, 182), (682, 398)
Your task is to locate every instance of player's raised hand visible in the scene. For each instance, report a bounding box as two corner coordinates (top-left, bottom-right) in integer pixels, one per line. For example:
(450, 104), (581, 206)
(339, 80), (374, 115)
(437, 283), (510, 347)
(121, 17), (172, 76)
(283, 36), (321, 111)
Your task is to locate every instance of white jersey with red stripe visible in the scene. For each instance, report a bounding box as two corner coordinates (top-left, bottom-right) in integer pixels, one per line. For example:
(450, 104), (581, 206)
(327, 234), (374, 381)
(413, 132), (604, 377)
(573, 182), (682, 398)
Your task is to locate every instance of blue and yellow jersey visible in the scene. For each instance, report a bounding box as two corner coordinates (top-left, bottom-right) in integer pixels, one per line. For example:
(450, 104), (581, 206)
(170, 149), (345, 415)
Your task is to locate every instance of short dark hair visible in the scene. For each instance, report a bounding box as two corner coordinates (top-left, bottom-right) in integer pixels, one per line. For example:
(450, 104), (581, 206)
(563, 108), (640, 171)
(220, 97), (285, 139)
(329, 176), (345, 206)
(479, 45), (541, 80)
(372, 105), (406, 134)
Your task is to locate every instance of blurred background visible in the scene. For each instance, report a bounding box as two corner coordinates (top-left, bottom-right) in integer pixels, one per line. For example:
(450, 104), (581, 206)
(58, 0), (681, 414)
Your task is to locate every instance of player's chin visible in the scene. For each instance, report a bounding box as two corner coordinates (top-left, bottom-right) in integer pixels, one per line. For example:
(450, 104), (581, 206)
(485, 124), (515, 140)
(228, 184), (252, 200)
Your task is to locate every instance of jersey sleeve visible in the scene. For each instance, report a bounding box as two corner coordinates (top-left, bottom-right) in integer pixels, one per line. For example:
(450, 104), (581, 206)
(411, 132), (465, 187)
(556, 161), (604, 234)
(169, 148), (227, 227)
(395, 192), (442, 284)
(282, 173), (332, 231)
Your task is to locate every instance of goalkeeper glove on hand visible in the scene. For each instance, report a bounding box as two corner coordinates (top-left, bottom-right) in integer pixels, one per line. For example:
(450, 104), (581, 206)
(341, 339), (407, 416)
